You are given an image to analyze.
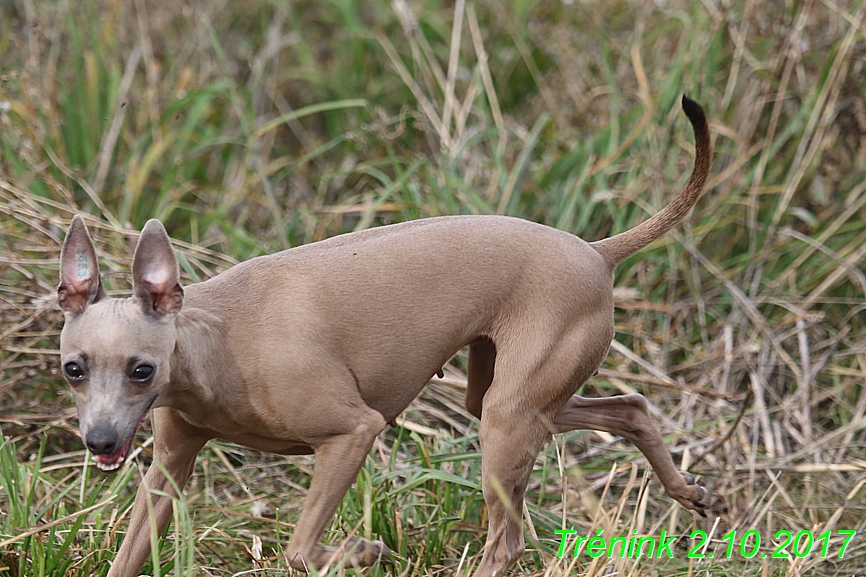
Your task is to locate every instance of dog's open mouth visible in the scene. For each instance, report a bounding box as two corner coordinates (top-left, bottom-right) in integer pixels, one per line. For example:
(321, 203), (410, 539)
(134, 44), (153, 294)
(91, 399), (155, 473)
(93, 431), (136, 473)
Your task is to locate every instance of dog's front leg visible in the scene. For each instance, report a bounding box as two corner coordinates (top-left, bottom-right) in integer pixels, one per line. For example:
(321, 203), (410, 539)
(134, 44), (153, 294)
(285, 406), (389, 572)
(552, 394), (709, 515)
(107, 407), (210, 577)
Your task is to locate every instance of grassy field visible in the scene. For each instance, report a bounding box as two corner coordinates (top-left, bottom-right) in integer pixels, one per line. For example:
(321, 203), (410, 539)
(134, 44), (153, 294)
(1, 0), (866, 575)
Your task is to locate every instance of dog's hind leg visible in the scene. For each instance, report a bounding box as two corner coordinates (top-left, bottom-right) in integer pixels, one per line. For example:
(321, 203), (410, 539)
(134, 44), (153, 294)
(465, 338), (496, 419)
(284, 405), (389, 571)
(473, 325), (608, 577)
(552, 394), (709, 514)
(475, 400), (548, 577)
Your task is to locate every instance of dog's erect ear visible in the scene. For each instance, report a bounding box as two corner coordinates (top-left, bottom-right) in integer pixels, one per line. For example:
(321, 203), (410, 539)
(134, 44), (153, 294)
(132, 219), (184, 317)
(58, 215), (106, 315)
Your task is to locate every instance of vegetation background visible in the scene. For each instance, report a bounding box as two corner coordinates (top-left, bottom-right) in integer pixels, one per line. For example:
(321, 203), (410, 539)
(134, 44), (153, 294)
(1, 0), (865, 575)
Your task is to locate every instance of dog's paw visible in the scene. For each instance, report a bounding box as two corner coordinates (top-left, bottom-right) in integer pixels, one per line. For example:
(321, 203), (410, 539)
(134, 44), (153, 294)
(345, 538), (391, 567)
(288, 539), (392, 571)
(675, 471), (710, 517)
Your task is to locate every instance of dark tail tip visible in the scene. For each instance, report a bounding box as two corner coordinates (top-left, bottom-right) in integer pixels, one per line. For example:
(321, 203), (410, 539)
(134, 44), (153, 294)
(681, 95), (708, 131)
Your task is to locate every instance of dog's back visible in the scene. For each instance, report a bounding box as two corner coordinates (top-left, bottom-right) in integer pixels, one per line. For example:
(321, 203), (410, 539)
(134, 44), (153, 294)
(182, 215), (612, 420)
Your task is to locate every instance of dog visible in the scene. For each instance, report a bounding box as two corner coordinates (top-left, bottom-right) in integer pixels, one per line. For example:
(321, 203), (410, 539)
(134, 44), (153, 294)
(57, 95), (711, 577)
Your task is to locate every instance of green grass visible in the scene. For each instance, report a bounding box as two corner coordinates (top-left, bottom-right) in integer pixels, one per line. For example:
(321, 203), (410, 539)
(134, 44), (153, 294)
(2, 0), (866, 575)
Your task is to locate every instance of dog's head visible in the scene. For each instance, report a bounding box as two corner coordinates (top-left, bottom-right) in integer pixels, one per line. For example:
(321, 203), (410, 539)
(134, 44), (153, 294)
(58, 216), (183, 472)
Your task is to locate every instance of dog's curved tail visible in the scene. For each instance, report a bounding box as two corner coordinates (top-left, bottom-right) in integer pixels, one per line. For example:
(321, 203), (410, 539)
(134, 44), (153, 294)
(589, 95), (712, 266)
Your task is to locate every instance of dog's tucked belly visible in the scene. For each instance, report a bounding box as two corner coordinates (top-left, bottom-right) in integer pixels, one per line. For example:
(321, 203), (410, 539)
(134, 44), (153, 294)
(174, 407), (315, 454)
(219, 432), (315, 455)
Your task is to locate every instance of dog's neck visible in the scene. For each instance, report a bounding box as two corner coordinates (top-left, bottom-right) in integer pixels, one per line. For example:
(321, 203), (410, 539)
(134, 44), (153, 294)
(162, 305), (298, 446)
(163, 306), (227, 409)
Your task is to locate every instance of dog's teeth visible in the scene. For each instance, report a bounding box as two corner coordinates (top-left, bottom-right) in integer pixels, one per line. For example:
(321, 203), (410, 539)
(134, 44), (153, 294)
(92, 457), (124, 472)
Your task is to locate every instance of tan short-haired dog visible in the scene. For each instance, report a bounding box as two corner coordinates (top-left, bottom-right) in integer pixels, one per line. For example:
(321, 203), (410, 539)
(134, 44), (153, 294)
(58, 96), (711, 577)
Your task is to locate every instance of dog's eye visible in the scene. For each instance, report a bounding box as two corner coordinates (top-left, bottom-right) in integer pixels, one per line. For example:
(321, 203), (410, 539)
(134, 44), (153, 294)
(64, 361), (86, 381)
(130, 364), (155, 382)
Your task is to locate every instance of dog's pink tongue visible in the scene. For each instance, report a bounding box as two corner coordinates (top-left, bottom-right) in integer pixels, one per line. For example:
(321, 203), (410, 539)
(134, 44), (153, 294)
(97, 450), (123, 466)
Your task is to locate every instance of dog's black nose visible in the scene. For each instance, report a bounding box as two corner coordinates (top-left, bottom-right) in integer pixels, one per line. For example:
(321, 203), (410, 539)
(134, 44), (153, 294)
(85, 429), (118, 455)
